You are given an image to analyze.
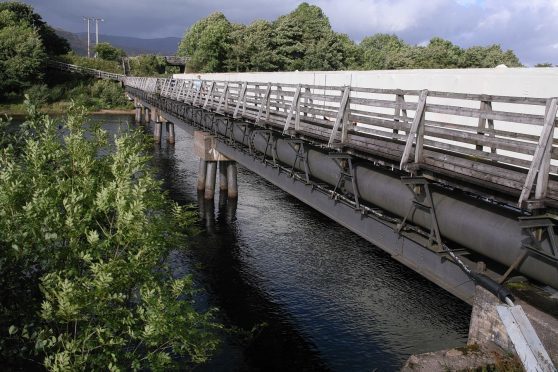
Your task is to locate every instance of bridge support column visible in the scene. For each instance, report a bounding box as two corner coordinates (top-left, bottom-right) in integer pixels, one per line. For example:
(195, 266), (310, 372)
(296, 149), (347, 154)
(197, 160), (207, 192)
(227, 162), (238, 199)
(167, 122), (175, 144)
(219, 161), (228, 192)
(135, 106), (142, 123)
(154, 119), (162, 144)
(143, 107), (150, 125)
(150, 107), (159, 123)
(204, 161), (217, 200)
(195, 131), (236, 199)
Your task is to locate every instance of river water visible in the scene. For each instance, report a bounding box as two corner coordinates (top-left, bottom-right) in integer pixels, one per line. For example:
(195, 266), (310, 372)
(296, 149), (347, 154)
(105, 115), (471, 371)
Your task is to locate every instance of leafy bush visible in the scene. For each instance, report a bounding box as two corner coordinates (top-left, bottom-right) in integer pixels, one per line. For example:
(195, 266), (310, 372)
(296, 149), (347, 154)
(95, 42), (126, 62)
(24, 84), (50, 106)
(90, 80), (130, 108)
(0, 102), (221, 370)
(58, 52), (124, 75)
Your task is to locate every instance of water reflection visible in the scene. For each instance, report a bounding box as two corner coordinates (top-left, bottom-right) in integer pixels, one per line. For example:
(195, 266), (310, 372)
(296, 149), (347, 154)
(138, 118), (471, 371)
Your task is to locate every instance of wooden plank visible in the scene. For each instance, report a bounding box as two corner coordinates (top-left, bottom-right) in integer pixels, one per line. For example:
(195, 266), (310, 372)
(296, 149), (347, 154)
(427, 91), (548, 106)
(497, 305), (555, 372)
(426, 103), (544, 126)
(350, 86), (421, 96)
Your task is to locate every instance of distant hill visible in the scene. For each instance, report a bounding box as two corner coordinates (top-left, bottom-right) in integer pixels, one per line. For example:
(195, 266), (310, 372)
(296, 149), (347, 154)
(55, 29), (181, 56)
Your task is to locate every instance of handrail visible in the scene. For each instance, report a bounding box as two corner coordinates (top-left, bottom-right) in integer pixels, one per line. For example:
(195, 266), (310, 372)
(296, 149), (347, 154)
(125, 76), (558, 208)
(43, 61), (558, 208)
(46, 60), (126, 82)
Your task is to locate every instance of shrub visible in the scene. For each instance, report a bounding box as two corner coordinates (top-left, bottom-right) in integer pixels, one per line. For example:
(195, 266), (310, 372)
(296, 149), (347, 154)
(0, 102), (221, 370)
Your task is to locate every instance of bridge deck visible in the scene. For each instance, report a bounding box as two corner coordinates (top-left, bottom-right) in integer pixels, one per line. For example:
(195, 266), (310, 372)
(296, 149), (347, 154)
(128, 77), (558, 210)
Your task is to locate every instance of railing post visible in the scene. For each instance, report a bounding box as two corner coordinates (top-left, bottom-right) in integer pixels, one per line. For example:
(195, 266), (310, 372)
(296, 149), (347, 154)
(394, 91), (408, 135)
(477, 100), (495, 153)
(216, 83), (229, 113)
(256, 83), (272, 124)
(283, 84), (301, 134)
(400, 89), (429, 169)
(328, 86), (351, 147)
(233, 82), (247, 118)
(519, 97), (558, 207)
(203, 82), (215, 109)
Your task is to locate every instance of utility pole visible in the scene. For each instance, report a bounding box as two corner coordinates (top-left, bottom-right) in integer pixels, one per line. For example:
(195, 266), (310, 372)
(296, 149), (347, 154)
(83, 16), (91, 58)
(94, 18), (104, 58)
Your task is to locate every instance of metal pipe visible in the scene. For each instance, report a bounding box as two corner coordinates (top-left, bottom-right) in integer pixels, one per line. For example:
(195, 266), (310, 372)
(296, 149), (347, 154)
(233, 123), (558, 289)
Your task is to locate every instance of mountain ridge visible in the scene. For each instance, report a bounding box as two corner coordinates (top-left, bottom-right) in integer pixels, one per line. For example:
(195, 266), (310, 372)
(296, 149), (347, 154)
(55, 29), (181, 56)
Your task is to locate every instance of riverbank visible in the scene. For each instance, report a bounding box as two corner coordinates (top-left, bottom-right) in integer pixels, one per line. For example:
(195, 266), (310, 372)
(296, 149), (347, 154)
(0, 102), (134, 117)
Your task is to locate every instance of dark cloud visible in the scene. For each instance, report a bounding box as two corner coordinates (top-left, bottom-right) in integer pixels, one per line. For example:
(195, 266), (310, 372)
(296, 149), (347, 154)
(21, 0), (558, 65)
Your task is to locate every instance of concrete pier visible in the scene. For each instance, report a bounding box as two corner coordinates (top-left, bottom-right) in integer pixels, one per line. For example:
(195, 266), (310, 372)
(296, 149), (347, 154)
(153, 121), (162, 144)
(204, 161), (217, 200)
(227, 162), (238, 199)
(143, 107), (150, 125)
(135, 105), (142, 123)
(219, 161), (228, 191)
(167, 122), (175, 144)
(197, 160), (207, 192)
(195, 131), (238, 199)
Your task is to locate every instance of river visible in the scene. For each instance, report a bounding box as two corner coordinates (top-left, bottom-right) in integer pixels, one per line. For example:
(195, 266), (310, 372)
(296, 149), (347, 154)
(106, 114), (472, 371)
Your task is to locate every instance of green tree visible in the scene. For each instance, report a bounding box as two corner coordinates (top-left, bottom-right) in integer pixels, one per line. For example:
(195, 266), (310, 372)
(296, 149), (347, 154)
(459, 45), (522, 68)
(243, 20), (279, 72)
(0, 9), (46, 97)
(129, 54), (168, 76)
(0, 2), (70, 56)
(0, 103), (220, 369)
(95, 42), (126, 62)
(225, 23), (248, 72)
(304, 32), (357, 71)
(414, 37), (463, 69)
(273, 2), (334, 70)
(359, 34), (411, 70)
(534, 63), (554, 67)
(177, 12), (232, 72)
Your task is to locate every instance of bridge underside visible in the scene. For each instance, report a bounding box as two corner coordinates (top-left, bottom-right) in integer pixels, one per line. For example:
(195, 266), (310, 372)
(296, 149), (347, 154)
(128, 87), (536, 304)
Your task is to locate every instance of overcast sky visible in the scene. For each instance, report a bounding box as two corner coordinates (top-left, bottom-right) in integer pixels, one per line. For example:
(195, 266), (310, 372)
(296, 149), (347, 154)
(20, 0), (558, 65)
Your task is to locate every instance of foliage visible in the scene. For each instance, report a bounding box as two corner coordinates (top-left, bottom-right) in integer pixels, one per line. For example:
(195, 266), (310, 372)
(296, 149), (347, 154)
(95, 42), (126, 62)
(534, 63), (554, 67)
(129, 54), (168, 76)
(176, 2), (525, 72)
(0, 9), (46, 98)
(177, 12), (232, 73)
(459, 44), (522, 68)
(58, 52), (124, 74)
(0, 102), (221, 369)
(0, 2), (69, 56)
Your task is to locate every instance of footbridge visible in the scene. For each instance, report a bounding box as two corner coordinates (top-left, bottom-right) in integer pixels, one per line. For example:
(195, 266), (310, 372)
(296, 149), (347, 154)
(47, 59), (558, 303)
(44, 60), (558, 365)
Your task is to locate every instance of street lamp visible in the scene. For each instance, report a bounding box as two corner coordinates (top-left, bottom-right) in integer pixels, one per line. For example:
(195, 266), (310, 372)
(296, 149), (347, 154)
(82, 16), (91, 58)
(93, 17), (104, 58)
